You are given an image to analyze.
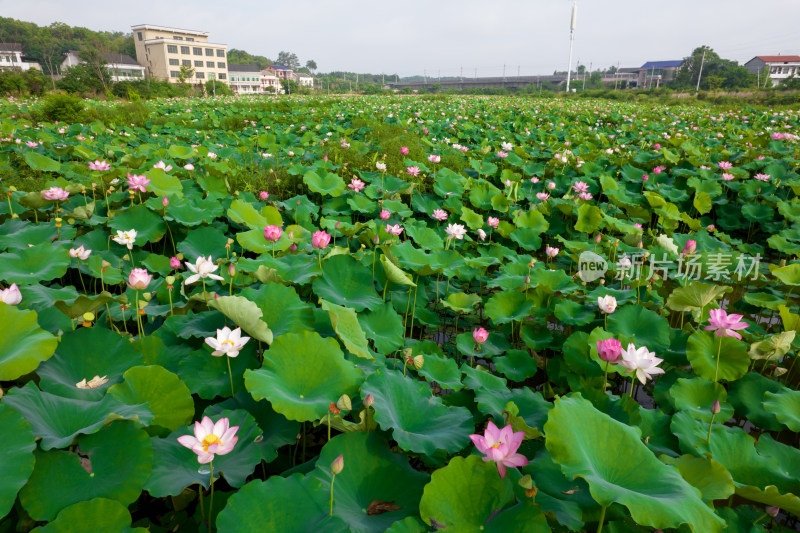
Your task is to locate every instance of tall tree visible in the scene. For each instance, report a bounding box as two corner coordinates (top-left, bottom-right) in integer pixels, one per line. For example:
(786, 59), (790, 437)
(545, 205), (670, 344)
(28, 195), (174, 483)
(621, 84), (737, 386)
(305, 59), (317, 73)
(276, 51), (299, 70)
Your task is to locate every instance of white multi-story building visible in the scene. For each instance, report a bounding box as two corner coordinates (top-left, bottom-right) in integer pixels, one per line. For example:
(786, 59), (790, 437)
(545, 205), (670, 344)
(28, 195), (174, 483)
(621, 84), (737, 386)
(745, 55), (800, 86)
(60, 50), (145, 82)
(131, 24), (228, 85)
(0, 43), (39, 71)
(294, 72), (314, 88)
(228, 64), (262, 94)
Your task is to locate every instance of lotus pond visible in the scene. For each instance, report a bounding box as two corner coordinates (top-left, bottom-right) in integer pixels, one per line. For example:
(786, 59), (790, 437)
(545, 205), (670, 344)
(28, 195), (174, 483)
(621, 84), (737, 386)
(1, 94), (800, 532)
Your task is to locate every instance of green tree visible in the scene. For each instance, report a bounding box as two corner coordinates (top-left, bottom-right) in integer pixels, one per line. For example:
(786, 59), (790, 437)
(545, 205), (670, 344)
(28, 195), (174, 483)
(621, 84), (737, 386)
(305, 59), (317, 73)
(276, 51), (299, 70)
(673, 46), (755, 90)
(57, 62), (108, 94)
(177, 63), (195, 85)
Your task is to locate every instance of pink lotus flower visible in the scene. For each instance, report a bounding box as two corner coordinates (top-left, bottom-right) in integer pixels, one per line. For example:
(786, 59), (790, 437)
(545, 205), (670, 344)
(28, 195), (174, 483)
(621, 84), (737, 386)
(385, 224), (404, 236)
(546, 181), (556, 190)
(597, 338), (622, 363)
(162, 196), (169, 207)
(653, 165), (666, 175)
(487, 217), (499, 229)
(432, 209), (449, 221)
(722, 173), (734, 181)
(400, 147), (409, 155)
(0, 283), (21, 305)
(718, 161), (732, 170)
(25, 141), (38, 148)
(170, 256), (181, 269)
(259, 191), (270, 200)
(572, 181), (589, 194)
(69, 245), (91, 260)
(754, 173), (771, 182)
(428, 154), (441, 163)
(597, 295), (617, 314)
(177, 416), (239, 464)
(153, 160), (173, 172)
(126, 173), (151, 193)
(380, 209), (391, 220)
(208, 152), (218, 159)
(312, 230), (331, 249)
(184, 163), (195, 171)
(348, 178), (365, 193)
(473, 327), (489, 345)
(41, 187), (69, 201)
(642, 174), (649, 182)
(469, 421), (529, 478)
(406, 166), (420, 177)
(88, 160), (111, 171)
(496, 151), (508, 158)
(445, 223), (467, 240)
(263, 225), (283, 242)
(704, 309), (748, 340)
(579, 192), (593, 201)
(127, 268), (152, 290)
(536, 192), (550, 201)
(546, 246), (559, 258)
(681, 240), (697, 256)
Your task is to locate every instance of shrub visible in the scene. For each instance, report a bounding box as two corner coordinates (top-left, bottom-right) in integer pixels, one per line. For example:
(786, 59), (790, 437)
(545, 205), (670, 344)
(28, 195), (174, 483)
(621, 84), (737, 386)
(39, 93), (85, 122)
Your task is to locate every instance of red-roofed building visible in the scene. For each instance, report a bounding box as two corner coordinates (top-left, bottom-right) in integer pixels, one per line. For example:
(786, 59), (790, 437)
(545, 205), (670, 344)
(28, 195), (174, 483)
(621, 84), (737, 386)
(745, 55), (800, 86)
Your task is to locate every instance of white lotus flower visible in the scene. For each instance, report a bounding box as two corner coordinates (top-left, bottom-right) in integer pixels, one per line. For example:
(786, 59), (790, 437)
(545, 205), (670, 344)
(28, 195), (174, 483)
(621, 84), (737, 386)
(184, 255), (224, 285)
(69, 245), (91, 260)
(112, 229), (137, 250)
(618, 343), (665, 384)
(445, 223), (467, 240)
(205, 326), (251, 358)
(597, 295), (617, 314)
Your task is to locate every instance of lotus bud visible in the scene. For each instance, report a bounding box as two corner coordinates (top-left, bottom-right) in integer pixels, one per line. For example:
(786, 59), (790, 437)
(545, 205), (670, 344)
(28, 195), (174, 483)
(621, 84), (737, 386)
(766, 506), (780, 518)
(363, 394), (374, 408)
(637, 240), (643, 249)
(595, 233), (602, 243)
(290, 243), (297, 251)
(711, 400), (721, 415)
(525, 275), (531, 284)
(170, 256), (181, 269)
(331, 454), (344, 475)
(336, 394), (352, 411)
(228, 263), (236, 277)
(328, 402), (340, 415)
(162, 196), (169, 207)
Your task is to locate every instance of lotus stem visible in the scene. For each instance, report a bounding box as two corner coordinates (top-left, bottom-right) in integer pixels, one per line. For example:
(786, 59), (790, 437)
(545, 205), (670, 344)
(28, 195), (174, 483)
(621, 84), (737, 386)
(596, 505), (607, 533)
(208, 461), (215, 532)
(198, 482), (205, 522)
(713, 336), (722, 384)
(327, 413), (331, 441)
(707, 412), (716, 444)
(626, 374), (636, 399)
(226, 356), (235, 398)
(202, 278), (208, 306)
(135, 291), (143, 338)
(168, 288), (174, 317)
(329, 473), (336, 516)
(602, 361), (609, 393)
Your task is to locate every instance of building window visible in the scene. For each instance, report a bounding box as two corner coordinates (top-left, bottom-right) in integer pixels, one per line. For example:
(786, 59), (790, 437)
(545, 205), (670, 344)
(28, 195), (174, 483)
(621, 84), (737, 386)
(137, 32), (142, 41)
(219, 73), (226, 80)
(206, 48), (214, 56)
(194, 60), (203, 67)
(167, 44), (178, 53)
(195, 72), (204, 79)
(170, 70), (179, 78)
(181, 46), (190, 55)
(186, 37), (194, 42)
(209, 72), (216, 80)
(206, 61), (214, 68)
(217, 62), (226, 69)
(217, 49), (225, 57)
(169, 58), (179, 66)
(182, 60), (191, 67)
(173, 36), (183, 40)
(193, 47), (202, 55)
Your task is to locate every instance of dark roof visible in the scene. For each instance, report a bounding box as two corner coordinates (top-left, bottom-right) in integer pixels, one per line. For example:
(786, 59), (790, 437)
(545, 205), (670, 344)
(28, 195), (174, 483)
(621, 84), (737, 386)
(754, 55), (800, 63)
(228, 64), (261, 72)
(618, 67), (640, 74)
(100, 53), (140, 66)
(269, 65), (292, 70)
(640, 60), (683, 69)
(0, 43), (22, 52)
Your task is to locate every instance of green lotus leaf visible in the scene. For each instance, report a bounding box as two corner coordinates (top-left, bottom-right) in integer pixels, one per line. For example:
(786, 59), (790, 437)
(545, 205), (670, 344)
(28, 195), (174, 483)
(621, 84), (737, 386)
(145, 168), (183, 197)
(0, 244), (70, 284)
(693, 191), (712, 214)
(37, 327), (143, 400)
(19, 420), (153, 522)
(362, 369), (472, 454)
(208, 295), (273, 344)
(164, 195), (224, 226)
(771, 263), (800, 285)
(455, 331), (509, 359)
(228, 198), (280, 229)
(0, 403), (36, 520)
(384, 516), (428, 533)
(107, 365), (194, 435)
(404, 224), (444, 251)
(660, 455), (735, 502)
(245, 331), (363, 422)
(53, 291), (119, 320)
(686, 331), (750, 382)
(553, 298), (596, 326)
(163, 310), (227, 339)
(748, 331), (795, 361)
(240, 282), (314, 338)
(33, 498), (134, 533)
(0, 303), (58, 381)
(494, 349), (538, 382)
(763, 390), (800, 431)
(216, 474), (348, 533)
(108, 204), (166, 244)
(312, 254), (383, 312)
(304, 169), (346, 197)
(358, 302), (404, 354)
(513, 208), (549, 233)
(460, 205), (484, 230)
(668, 377), (733, 422)
(728, 373), (788, 431)
(419, 455), (515, 532)
(666, 282), (733, 320)
(544, 395), (724, 532)
(485, 290), (533, 324)
(743, 292), (787, 310)
(177, 225), (229, 259)
(380, 255), (416, 287)
(25, 151), (61, 172)
(145, 408), (263, 497)
(440, 291), (481, 314)
(574, 204), (604, 233)
(528, 267), (575, 293)
(3, 382), (153, 450)
(0, 219), (75, 250)
(319, 298), (373, 360)
(417, 354), (463, 390)
(177, 345), (258, 400)
(167, 144), (196, 159)
(312, 432), (430, 533)
(608, 305), (671, 352)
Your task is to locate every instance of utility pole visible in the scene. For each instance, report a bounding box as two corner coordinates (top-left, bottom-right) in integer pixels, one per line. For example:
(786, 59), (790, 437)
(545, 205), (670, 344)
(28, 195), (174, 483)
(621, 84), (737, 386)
(474, 67), (477, 81)
(614, 61), (619, 90)
(695, 49), (706, 94)
(460, 65), (463, 81)
(356, 72), (358, 93)
(503, 64), (506, 81)
(517, 65), (520, 80)
(565, 0), (577, 92)
(437, 69), (440, 82)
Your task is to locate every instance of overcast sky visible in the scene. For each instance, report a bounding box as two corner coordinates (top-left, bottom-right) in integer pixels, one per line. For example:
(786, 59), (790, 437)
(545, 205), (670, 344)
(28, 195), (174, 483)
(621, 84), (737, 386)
(4, 0), (800, 76)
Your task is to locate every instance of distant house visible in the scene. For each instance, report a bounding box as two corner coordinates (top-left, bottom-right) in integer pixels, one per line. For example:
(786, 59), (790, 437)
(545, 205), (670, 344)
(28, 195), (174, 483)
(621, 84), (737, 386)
(228, 64), (263, 94)
(0, 43), (40, 71)
(615, 67), (640, 88)
(744, 55), (800, 86)
(260, 69), (281, 94)
(638, 60), (683, 89)
(60, 50), (145, 82)
(265, 65), (293, 79)
(294, 72), (314, 88)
